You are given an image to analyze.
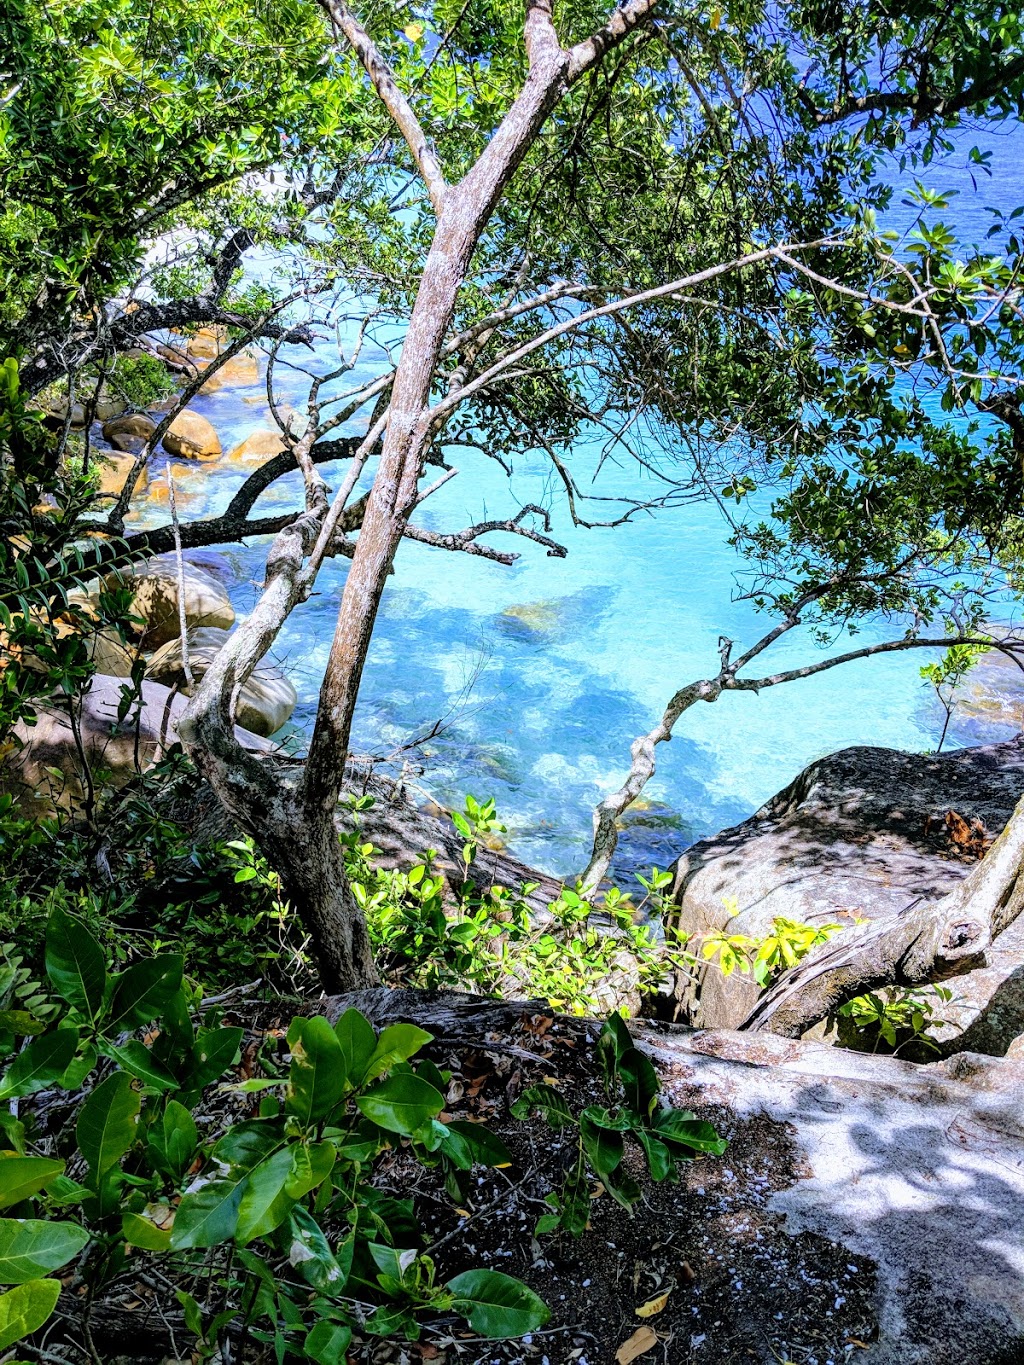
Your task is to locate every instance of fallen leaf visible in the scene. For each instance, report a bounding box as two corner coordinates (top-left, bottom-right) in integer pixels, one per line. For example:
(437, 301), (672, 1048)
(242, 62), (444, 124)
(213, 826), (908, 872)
(636, 1290), (671, 1318)
(615, 1326), (658, 1363)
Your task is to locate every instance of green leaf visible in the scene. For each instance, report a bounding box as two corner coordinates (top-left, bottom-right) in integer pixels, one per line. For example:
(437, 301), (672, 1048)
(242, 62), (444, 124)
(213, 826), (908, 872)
(509, 1086), (574, 1127)
(169, 1179), (244, 1251)
(0, 1031), (79, 1101)
(44, 908), (106, 1021)
(304, 1319), (352, 1364)
(147, 1101), (198, 1181)
(616, 1047), (659, 1118)
(441, 1121), (512, 1171)
(121, 1211), (171, 1252)
(363, 1023), (432, 1083)
(183, 1026), (243, 1095)
(333, 1008), (376, 1088)
(211, 1121), (285, 1175)
(105, 955), (183, 1033)
(0, 1219), (89, 1283)
(104, 1041), (178, 1091)
(355, 1073), (444, 1137)
(579, 1113), (624, 1179)
(447, 1269), (550, 1339)
(0, 1279), (61, 1351)
(285, 1141), (334, 1200)
(635, 1128), (675, 1182)
(76, 1072), (141, 1183)
(286, 1018), (346, 1125)
(287, 1207), (349, 1291)
(235, 1147), (296, 1244)
(653, 1111), (728, 1156)
(0, 1158), (65, 1211)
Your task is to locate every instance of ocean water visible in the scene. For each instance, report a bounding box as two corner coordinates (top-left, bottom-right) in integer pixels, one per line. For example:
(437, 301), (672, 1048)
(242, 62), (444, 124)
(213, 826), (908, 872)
(128, 123), (1024, 883)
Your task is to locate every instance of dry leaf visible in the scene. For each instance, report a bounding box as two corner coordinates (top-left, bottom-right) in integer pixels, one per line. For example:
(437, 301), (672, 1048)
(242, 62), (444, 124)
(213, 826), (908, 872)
(635, 1290), (671, 1318)
(615, 1326), (658, 1363)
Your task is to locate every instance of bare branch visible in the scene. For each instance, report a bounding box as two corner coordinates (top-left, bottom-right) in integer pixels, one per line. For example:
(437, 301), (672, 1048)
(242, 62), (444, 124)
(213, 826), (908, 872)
(401, 503), (568, 564)
(567, 0), (660, 83)
(318, 0), (448, 215)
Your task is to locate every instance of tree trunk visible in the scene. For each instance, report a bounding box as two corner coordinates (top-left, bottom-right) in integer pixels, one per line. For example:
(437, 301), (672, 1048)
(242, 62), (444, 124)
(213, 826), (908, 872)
(273, 823), (379, 992)
(742, 792), (1024, 1037)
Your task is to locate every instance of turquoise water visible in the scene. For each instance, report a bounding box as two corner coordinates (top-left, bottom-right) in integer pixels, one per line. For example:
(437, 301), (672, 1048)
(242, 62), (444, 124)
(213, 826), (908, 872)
(129, 127), (1024, 881)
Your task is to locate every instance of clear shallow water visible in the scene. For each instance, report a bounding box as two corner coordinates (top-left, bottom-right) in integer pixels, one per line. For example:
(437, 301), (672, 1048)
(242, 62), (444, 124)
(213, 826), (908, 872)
(129, 126), (1024, 882)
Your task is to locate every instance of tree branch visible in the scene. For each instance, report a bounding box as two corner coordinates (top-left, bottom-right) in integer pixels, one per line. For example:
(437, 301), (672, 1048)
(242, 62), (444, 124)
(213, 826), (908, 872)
(317, 0), (448, 215)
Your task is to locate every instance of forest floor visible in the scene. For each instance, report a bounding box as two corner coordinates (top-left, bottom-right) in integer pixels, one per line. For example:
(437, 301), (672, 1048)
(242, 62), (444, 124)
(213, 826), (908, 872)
(82, 995), (878, 1365)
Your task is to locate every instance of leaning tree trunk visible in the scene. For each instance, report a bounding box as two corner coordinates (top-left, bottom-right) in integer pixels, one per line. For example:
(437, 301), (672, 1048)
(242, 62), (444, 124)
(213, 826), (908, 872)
(742, 792), (1024, 1037)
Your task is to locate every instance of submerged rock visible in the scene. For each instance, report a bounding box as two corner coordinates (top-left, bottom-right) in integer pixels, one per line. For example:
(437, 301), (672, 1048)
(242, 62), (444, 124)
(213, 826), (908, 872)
(227, 428), (287, 463)
(667, 738), (1024, 1040)
(146, 626), (296, 736)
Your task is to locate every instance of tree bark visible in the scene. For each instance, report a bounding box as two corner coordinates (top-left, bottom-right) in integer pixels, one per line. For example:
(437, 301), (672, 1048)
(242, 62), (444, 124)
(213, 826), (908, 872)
(742, 792), (1024, 1037)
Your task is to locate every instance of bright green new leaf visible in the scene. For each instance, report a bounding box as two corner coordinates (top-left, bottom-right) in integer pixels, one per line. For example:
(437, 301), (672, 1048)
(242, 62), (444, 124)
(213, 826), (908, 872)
(0, 1278), (61, 1351)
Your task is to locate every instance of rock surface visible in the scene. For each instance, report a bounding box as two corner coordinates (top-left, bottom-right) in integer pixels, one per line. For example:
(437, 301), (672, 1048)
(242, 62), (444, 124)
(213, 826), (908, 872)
(117, 556), (235, 647)
(324, 989), (1024, 1365)
(668, 739), (1024, 1036)
(1, 674), (270, 813)
(634, 1022), (1024, 1365)
(227, 429), (287, 463)
(161, 409), (221, 460)
(146, 626), (296, 736)
(101, 413), (156, 450)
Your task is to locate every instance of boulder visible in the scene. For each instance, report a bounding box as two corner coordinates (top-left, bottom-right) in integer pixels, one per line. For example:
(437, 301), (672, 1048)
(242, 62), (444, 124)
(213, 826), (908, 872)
(199, 352), (260, 392)
(227, 429), (287, 463)
(185, 325), (228, 360)
(162, 410), (221, 460)
(145, 627), (296, 737)
(0, 675), (270, 814)
(87, 628), (138, 678)
(102, 413), (156, 451)
(95, 451), (147, 498)
(666, 739), (1024, 1037)
(117, 556), (235, 647)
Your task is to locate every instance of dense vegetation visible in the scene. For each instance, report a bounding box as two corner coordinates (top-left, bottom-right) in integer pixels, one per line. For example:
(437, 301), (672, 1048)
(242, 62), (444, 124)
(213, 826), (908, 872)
(3, 0), (1024, 1356)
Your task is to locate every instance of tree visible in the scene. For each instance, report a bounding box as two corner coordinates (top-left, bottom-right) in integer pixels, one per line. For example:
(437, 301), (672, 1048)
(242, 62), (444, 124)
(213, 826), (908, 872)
(5, 0), (1024, 997)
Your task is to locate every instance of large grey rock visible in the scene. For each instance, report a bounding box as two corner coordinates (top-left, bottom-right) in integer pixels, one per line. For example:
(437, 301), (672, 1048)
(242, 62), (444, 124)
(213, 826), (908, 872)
(145, 627), (296, 737)
(1, 674), (270, 815)
(668, 739), (1024, 1034)
(635, 1023), (1024, 1365)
